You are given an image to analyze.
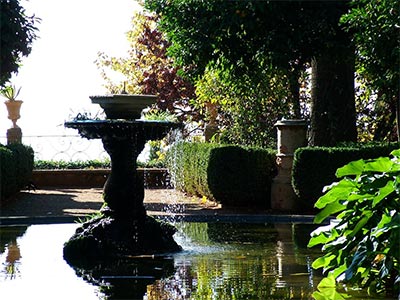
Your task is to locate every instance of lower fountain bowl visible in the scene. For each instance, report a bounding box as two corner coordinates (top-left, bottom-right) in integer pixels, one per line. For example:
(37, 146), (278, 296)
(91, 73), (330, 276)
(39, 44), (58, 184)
(63, 214), (182, 265)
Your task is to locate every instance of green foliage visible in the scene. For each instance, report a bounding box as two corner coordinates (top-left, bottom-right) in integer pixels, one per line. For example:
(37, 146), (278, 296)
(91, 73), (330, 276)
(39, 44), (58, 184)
(292, 142), (400, 211)
(166, 141), (276, 207)
(166, 141), (218, 198)
(0, 84), (21, 101)
(341, 0), (399, 104)
(7, 143), (34, 189)
(33, 158), (165, 169)
(96, 12), (197, 123)
(34, 159), (111, 170)
(0, 0), (39, 86)
(309, 150), (400, 298)
(195, 63), (308, 148)
(143, 109), (178, 122)
(0, 144), (34, 200)
(0, 146), (16, 199)
(341, 0), (400, 141)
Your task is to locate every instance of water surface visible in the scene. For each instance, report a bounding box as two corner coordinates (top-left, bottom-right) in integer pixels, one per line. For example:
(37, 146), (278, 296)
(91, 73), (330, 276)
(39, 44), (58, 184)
(0, 222), (379, 299)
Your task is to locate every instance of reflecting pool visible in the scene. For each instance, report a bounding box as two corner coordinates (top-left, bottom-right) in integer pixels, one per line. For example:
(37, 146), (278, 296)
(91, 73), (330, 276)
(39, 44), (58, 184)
(0, 222), (381, 300)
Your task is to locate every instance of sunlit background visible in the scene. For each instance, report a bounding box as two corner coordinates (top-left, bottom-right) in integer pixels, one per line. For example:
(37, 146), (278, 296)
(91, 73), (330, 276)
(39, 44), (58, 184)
(0, 0), (140, 138)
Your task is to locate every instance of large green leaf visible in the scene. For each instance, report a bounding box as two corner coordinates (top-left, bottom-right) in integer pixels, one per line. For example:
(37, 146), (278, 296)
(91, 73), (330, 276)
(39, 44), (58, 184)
(315, 202), (346, 224)
(313, 273), (351, 300)
(316, 179), (357, 209)
(364, 157), (393, 173)
(372, 180), (395, 207)
(391, 149), (400, 158)
(312, 254), (337, 269)
(336, 159), (365, 177)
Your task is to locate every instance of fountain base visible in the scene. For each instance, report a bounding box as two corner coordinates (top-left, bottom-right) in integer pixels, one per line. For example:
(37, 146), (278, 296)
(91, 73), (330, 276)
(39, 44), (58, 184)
(63, 212), (181, 264)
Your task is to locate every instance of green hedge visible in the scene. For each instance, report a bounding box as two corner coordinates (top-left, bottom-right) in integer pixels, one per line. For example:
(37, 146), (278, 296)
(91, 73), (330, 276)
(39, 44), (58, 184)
(292, 142), (400, 211)
(166, 142), (277, 207)
(34, 159), (111, 170)
(1, 144), (34, 200)
(33, 158), (165, 169)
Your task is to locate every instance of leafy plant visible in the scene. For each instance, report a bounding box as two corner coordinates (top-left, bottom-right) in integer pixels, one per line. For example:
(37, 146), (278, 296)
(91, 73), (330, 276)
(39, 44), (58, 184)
(0, 85), (21, 101)
(309, 149), (400, 298)
(143, 109), (178, 122)
(0, 0), (39, 86)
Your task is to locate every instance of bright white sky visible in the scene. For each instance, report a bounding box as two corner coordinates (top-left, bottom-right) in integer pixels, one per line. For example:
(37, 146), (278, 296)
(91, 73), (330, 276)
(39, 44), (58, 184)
(0, 0), (141, 137)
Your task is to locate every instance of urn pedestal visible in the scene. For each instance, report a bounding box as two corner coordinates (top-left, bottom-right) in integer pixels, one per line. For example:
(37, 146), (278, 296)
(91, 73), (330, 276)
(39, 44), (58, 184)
(271, 119), (307, 210)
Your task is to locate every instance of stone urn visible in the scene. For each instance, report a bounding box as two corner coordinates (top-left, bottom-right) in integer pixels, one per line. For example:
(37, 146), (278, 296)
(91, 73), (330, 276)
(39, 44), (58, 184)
(5, 100), (23, 128)
(90, 94), (157, 119)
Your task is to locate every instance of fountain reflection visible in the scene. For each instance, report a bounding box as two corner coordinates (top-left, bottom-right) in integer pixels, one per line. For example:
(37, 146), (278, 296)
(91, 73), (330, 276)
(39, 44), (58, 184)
(69, 255), (175, 299)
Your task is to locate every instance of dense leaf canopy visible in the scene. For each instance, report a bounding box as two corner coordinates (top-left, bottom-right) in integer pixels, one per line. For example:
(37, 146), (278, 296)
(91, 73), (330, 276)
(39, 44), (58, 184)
(0, 0), (39, 86)
(145, 0), (348, 77)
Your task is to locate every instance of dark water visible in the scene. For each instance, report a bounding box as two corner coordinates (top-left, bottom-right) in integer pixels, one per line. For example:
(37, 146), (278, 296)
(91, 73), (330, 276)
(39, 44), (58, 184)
(0, 223), (383, 300)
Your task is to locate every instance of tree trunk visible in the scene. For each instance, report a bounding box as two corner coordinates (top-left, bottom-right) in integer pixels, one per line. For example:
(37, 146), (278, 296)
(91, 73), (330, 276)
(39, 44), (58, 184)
(396, 96), (400, 142)
(288, 70), (301, 119)
(309, 40), (357, 146)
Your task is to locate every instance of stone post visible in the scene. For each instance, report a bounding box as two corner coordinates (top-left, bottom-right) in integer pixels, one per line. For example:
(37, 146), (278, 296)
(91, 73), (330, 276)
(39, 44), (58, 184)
(7, 127), (22, 144)
(271, 119), (307, 210)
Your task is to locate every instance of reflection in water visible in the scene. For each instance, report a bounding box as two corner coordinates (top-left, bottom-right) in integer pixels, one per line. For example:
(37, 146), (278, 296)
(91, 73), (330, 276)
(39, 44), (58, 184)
(0, 226), (27, 281)
(4, 241), (22, 279)
(0, 223), (379, 299)
(66, 255), (175, 300)
(144, 223), (322, 299)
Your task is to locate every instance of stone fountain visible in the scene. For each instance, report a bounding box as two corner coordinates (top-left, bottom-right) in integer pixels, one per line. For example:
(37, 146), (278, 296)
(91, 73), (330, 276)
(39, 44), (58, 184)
(63, 94), (182, 263)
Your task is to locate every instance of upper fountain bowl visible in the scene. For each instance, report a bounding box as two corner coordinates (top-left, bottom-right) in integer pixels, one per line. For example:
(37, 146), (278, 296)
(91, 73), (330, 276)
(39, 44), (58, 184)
(90, 94), (157, 119)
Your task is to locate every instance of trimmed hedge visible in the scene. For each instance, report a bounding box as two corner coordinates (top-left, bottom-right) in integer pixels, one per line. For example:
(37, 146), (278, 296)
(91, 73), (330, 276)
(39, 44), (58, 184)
(34, 158), (164, 170)
(166, 142), (277, 207)
(34, 159), (111, 170)
(0, 144), (34, 200)
(292, 142), (400, 211)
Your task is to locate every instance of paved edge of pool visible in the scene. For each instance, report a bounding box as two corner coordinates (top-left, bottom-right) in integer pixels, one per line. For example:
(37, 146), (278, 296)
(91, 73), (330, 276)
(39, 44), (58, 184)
(0, 214), (319, 226)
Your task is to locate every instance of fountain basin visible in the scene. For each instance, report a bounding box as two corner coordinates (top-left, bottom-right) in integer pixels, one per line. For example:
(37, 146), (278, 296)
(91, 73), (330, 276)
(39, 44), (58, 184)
(90, 94), (157, 119)
(63, 118), (183, 262)
(65, 119), (181, 140)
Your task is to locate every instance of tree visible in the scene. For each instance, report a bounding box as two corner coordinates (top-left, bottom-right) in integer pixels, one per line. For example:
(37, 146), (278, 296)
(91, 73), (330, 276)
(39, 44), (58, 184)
(96, 12), (197, 123)
(0, 0), (39, 86)
(309, 1), (357, 146)
(341, 0), (400, 142)
(145, 0), (357, 146)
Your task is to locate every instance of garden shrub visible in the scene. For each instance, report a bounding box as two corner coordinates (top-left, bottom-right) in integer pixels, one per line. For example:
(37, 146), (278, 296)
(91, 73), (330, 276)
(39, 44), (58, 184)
(34, 159), (111, 170)
(34, 158), (164, 169)
(8, 144), (34, 189)
(166, 142), (276, 207)
(309, 149), (400, 298)
(166, 142), (219, 198)
(0, 146), (17, 200)
(0, 144), (34, 200)
(292, 142), (400, 211)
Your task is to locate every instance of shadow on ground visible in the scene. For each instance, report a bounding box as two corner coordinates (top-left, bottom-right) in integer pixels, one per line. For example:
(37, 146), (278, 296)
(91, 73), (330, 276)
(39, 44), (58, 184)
(0, 190), (103, 217)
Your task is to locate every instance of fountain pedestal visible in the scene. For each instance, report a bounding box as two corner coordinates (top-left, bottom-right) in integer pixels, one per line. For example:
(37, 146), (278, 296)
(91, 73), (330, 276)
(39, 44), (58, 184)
(63, 120), (182, 263)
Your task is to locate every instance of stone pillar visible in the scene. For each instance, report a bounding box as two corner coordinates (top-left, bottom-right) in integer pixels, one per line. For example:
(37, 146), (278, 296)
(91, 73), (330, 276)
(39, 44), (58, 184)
(7, 127), (22, 144)
(271, 119), (307, 210)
